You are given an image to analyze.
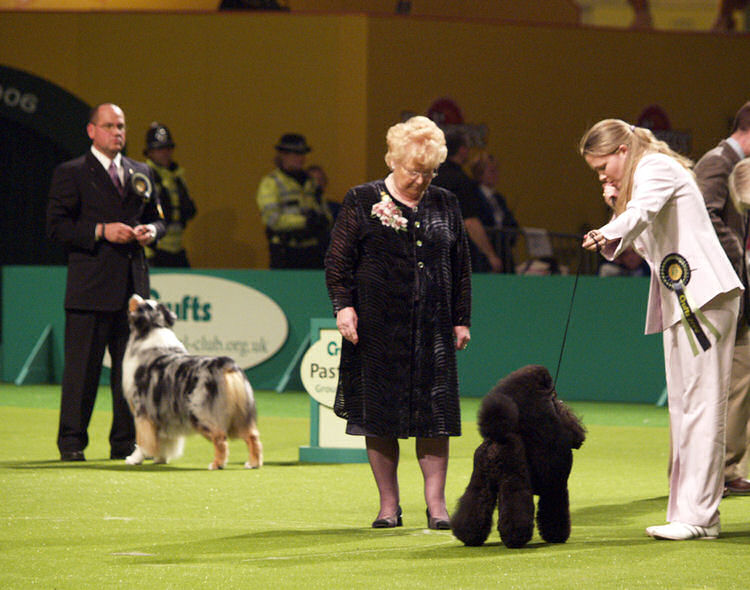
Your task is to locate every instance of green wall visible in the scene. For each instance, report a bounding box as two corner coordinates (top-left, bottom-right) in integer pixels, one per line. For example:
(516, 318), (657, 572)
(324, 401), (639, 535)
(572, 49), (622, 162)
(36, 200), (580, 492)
(2, 266), (663, 402)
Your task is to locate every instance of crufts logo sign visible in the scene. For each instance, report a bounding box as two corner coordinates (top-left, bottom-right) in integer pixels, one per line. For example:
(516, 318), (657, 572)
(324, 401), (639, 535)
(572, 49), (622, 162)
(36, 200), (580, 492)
(150, 274), (288, 369)
(105, 274), (288, 370)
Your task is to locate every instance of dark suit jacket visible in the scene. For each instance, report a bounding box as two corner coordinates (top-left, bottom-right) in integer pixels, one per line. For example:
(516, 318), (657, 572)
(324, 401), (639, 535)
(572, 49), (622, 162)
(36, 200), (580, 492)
(433, 160), (479, 218)
(694, 139), (747, 321)
(46, 150), (166, 312)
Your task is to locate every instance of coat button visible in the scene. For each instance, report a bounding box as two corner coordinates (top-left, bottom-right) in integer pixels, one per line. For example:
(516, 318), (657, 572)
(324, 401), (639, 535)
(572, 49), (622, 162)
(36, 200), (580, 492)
(416, 240), (423, 247)
(415, 221), (421, 228)
(417, 261), (424, 269)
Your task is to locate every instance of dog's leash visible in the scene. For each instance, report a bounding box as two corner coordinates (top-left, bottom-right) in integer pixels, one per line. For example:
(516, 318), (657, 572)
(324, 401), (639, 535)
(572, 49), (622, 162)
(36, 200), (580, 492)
(553, 244), (587, 389)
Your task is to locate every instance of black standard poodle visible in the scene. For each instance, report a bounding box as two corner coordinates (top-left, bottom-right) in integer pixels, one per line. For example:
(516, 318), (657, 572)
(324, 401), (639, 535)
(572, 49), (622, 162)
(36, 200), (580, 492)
(451, 365), (586, 549)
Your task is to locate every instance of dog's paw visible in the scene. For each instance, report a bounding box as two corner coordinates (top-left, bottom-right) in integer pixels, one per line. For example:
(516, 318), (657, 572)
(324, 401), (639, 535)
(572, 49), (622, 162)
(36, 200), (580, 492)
(125, 448), (145, 465)
(208, 462), (225, 470)
(244, 461), (261, 469)
(153, 457), (167, 465)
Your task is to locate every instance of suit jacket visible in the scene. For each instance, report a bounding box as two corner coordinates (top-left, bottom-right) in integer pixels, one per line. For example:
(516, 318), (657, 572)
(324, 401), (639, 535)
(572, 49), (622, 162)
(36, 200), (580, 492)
(432, 160), (478, 218)
(694, 139), (747, 322)
(46, 150), (166, 312)
(600, 153), (742, 334)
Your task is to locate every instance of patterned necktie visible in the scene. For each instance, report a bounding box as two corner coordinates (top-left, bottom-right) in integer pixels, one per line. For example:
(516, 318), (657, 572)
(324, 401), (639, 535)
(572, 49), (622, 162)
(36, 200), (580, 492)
(108, 160), (124, 195)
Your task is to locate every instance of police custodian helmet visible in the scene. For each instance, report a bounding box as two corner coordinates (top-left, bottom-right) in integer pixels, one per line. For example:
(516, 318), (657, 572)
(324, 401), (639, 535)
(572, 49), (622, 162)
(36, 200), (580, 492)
(144, 122), (175, 152)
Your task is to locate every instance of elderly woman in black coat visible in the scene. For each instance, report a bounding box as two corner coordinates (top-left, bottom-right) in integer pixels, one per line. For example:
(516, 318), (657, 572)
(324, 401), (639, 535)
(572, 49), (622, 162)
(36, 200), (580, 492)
(325, 116), (472, 529)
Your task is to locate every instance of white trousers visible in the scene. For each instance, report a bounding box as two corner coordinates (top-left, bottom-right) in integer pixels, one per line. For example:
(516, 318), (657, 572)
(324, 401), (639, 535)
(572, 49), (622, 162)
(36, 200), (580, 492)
(663, 291), (739, 527)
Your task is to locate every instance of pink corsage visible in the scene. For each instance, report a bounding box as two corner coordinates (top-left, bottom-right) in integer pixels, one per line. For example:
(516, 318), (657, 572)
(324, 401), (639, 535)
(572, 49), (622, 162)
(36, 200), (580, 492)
(371, 192), (408, 232)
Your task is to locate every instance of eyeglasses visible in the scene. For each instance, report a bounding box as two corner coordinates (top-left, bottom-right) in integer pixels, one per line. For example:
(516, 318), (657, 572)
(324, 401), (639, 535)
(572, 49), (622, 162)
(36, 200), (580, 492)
(400, 166), (437, 180)
(94, 123), (126, 133)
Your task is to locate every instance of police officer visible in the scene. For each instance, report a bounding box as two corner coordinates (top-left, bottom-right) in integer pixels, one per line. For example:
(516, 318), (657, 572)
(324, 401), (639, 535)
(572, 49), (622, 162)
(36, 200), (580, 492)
(256, 133), (332, 269)
(144, 122), (197, 267)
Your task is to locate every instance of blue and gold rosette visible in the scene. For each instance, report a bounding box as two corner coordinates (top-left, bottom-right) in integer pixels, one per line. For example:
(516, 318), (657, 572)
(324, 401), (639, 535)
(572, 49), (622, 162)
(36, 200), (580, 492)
(659, 253), (720, 355)
(129, 170), (164, 219)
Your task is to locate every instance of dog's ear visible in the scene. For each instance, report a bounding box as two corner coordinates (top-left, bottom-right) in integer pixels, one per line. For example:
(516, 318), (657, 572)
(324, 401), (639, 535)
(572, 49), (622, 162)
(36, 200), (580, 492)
(157, 303), (177, 327)
(554, 399), (586, 449)
(478, 390), (519, 442)
(129, 294), (144, 314)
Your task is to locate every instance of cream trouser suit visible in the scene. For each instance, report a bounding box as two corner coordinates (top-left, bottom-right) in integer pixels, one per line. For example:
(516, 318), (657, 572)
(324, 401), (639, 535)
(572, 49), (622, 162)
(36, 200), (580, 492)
(599, 153), (743, 527)
(664, 292), (738, 526)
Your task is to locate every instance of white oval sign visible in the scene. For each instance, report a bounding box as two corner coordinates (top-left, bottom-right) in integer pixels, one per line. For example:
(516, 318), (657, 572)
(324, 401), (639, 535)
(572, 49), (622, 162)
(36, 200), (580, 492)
(106, 274), (288, 369)
(300, 329), (342, 408)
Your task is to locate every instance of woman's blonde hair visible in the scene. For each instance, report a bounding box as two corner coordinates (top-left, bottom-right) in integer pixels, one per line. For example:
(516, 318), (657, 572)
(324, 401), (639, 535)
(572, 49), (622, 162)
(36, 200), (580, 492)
(385, 116), (447, 171)
(579, 118), (693, 214)
(728, 158), (750, 214)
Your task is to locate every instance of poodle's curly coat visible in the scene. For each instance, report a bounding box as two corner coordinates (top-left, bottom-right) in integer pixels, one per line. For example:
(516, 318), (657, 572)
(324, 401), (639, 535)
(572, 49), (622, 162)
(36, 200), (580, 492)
(452, 365), (586, 548)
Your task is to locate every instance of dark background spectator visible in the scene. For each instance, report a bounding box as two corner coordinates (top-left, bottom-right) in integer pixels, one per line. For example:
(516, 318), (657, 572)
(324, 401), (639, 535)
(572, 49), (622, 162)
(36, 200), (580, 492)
(143, 122), (197, 268)
(694, 101), (750, 495)
(433, 129), (503, 272)
(469, 152), (519, 273)
(256, 133), (332, 269)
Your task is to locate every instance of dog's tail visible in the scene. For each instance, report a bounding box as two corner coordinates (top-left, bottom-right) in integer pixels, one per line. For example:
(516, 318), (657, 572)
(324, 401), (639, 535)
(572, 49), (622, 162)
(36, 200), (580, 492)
(224, 368), (257, 422)
(477, 390), (519, 443)
(224, 368), (263, 468)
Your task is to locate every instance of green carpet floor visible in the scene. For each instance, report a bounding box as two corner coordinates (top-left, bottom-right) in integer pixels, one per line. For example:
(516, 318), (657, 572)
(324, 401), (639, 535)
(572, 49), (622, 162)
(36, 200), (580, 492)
(0, 385), (747, 589)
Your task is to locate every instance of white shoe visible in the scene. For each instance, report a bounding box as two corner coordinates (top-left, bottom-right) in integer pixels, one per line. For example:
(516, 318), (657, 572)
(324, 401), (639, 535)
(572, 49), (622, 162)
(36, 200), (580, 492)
(645, 522), (720, 540)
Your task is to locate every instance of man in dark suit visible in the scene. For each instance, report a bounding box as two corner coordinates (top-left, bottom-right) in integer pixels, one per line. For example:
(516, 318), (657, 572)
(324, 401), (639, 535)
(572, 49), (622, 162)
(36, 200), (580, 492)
(432, 129), (503, 273)
(695, 101), (750, 495)
(47, 103), (165, 461)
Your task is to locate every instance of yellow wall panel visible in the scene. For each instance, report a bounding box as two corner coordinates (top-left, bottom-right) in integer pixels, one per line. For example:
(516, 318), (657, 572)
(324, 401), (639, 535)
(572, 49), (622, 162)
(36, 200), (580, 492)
(364, 17), (750, 236)
(2, 12), (749, 268)
(0, 0), (217, 10)
(289, 1), (580, 24)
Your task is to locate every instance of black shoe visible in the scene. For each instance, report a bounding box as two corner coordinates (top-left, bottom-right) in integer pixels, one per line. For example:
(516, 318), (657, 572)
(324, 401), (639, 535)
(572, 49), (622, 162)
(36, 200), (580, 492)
(372, 506), (403, 528)
(60, 451), (85, 462)
(426, 508), (450, 530)
(725, 478), (750, 495)
(110, 450), (133, 460)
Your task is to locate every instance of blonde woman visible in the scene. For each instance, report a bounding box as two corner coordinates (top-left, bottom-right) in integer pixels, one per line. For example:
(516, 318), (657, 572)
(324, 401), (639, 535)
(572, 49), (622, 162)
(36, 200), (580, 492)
(728, 157), (750, 214)
(580, 119), (742, 540)
(325, 116), (471, 529)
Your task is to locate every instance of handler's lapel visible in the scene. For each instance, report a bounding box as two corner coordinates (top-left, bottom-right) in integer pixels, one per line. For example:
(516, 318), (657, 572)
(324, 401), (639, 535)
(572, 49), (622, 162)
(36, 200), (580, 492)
(88, 159), (122, 201)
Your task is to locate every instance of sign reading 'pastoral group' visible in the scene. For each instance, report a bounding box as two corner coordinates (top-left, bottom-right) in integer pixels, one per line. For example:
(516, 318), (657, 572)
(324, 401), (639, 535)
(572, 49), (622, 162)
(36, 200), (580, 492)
(300, 328), (342, 409)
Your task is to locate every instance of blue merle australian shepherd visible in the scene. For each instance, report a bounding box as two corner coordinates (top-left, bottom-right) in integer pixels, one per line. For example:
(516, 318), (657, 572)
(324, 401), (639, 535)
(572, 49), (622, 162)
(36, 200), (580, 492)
(122, 295), (263, 470)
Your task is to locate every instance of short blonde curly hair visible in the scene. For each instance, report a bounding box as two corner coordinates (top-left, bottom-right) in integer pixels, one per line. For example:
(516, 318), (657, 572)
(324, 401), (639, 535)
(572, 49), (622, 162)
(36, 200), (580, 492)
(384, 116), (447, 171)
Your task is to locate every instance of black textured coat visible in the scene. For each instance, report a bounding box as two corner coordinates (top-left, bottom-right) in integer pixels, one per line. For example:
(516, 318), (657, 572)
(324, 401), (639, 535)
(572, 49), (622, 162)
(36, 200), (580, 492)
(451, 365), (586, 548)
(325, 180), (471, 438)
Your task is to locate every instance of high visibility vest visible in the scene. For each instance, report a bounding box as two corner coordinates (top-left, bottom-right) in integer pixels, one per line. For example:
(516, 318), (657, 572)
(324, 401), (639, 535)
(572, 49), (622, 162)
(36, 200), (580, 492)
(256, 168), (332, 245)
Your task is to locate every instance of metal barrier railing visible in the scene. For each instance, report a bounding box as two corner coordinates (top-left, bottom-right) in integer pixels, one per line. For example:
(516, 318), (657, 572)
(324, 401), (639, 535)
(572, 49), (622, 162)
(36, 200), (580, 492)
(485, 227), (601, 275)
